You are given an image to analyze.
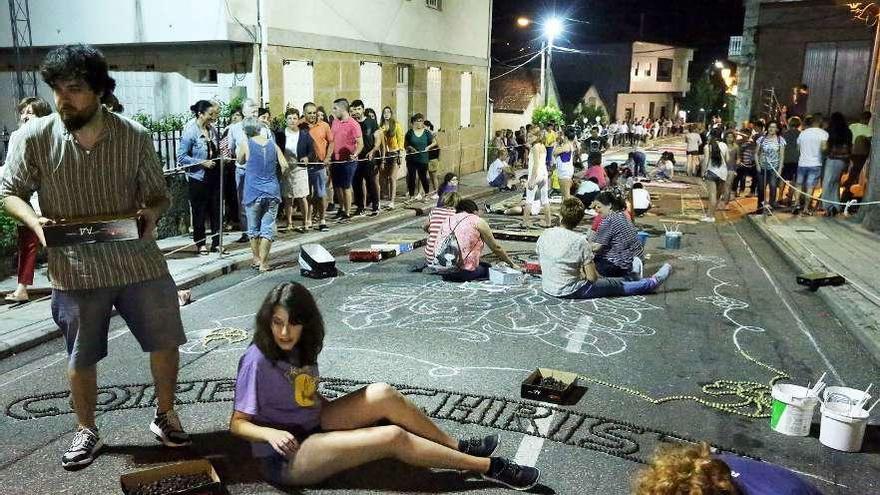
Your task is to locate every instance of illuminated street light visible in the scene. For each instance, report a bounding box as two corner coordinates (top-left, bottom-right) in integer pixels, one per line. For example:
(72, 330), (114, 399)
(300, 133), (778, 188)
(714, 60), (725, 69)
(516, 16), (531, 27)
(545, 17), (563, 41)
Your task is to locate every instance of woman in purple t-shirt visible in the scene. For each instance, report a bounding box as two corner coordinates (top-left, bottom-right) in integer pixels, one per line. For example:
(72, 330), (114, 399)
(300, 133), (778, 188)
(230, 282), (540, 490)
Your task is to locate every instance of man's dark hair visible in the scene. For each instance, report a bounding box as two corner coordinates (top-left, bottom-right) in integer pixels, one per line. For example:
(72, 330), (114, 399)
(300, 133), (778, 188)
(40, 44), (115, 96)
(257, 107), (271, 118)
(564, 128), (576, 140)
(350, 99), (364, 109)
(285, 107), (300, 118)
(788, 116), (801, 129)
(456, 199), (479, 214)
(333, 98), (350, 112)
(253, 282), (325, 366)
(632, 182), (644, 189)
(587, 177), (599, 184)
(411, 113), (425, 124)
(303, 102), (316, 112)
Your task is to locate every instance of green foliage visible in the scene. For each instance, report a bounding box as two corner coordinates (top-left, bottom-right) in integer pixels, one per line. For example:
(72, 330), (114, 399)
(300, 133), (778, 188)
(576, 104), (606, 126)
(272, 115), (286, 133)
(532, 105), (565, 127)
(682, 74), (728, 123)
(131, 112), (191, 132)
(219, 95), (244, 119)
(0, 209), (18, 260)
(157, 175), (191, 239)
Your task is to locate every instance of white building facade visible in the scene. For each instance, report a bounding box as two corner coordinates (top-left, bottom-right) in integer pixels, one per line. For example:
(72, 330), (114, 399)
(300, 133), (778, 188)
(615, 42), (693, 122)
(0, 0), (492, 174)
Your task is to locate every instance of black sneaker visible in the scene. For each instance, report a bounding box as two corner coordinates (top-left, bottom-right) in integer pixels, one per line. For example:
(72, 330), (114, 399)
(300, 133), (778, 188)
(235, 234), (249, 243)
(62, 426), (103, 469)
(459, 434), (499, 457)
(368, 210), (379, 217)
(482, 457), (540, 491)
(354, 208), (366, 217)
(327, 203), (337, 212)
(318, 223), (329, 232)
(150, 409), (191, 447)
(337, 213), (351, 224)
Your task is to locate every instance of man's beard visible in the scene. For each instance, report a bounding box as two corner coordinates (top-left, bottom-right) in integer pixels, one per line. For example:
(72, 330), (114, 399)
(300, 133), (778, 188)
(59, 101), (99, 132)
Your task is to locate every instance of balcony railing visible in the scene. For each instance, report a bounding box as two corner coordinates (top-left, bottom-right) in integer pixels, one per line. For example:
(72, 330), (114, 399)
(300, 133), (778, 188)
(729, 36), (743, 57)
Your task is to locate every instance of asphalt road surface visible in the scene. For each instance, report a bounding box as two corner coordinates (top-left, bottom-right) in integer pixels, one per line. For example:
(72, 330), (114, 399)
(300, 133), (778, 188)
(1, 190), (878, 495)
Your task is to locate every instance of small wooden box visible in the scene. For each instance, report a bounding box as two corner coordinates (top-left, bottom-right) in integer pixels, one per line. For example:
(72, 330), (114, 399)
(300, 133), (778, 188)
(120, 459), (221, 495)
(44, 215), (141, 248)
(349, 249), (382, 262)
(520, 368), (578, 404)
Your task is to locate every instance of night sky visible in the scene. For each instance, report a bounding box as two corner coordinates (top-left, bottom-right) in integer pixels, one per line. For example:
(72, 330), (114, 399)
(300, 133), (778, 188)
(492, 0), (745, 74)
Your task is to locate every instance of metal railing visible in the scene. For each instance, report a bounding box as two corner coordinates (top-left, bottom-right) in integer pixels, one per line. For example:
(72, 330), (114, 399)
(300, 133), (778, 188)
(729, 36), (743, 58)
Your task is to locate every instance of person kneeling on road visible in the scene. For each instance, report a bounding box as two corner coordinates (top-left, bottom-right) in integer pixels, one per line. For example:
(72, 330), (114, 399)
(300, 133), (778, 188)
(230, 282), (540, 490)
(487, 148), (516, 190)
(485, 175), (543, 218)
(536, 198), (670, 300)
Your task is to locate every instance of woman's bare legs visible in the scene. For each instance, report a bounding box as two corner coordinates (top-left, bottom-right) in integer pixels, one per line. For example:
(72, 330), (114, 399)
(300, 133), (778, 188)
(287, 425), (489, 486)
(559, 178), (572, 201)
(321, 383), (457, 449)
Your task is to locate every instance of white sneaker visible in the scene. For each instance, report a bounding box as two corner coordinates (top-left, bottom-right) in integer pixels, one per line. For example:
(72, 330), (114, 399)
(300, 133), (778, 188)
(700, 216), (716, 223)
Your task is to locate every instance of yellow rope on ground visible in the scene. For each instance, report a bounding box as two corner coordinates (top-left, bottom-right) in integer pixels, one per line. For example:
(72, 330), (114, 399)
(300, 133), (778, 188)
(201, 327), (249, 347)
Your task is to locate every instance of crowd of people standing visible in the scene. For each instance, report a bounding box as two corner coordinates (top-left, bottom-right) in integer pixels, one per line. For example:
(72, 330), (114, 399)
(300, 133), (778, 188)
(170, 95), (453, 270)
(683, 110), (872, 221)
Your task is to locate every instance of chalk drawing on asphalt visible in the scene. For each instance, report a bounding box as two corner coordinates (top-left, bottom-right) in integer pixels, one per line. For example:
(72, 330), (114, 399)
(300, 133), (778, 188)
(338, 279), (661, 358)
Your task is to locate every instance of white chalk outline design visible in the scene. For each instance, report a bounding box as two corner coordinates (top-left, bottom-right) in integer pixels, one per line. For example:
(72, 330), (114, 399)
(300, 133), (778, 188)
(339, 279), (661, 357)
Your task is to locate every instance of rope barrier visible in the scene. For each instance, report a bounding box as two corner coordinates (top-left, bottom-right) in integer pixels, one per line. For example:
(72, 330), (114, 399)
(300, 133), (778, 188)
(766, 160), (880, 208)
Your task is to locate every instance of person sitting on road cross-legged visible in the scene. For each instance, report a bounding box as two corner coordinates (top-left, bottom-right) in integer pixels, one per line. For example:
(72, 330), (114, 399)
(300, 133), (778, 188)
(633, 442), (824, 495)
(433, 199), (520, 282)
(536, 198), (670, 300)
(230, 282), (541, 490)
(590, 191), (644, 278)
(487, 148), (516, 190)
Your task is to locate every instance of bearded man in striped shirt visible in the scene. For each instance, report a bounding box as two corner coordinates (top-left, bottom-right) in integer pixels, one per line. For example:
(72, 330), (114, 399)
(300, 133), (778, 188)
(0, 44), (190, 469)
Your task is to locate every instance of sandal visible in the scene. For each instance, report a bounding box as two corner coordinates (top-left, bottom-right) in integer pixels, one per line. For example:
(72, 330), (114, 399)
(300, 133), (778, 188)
(294, 226), (307, 233)
(198, 247), (209, 256)
(4, 293), (29, 303)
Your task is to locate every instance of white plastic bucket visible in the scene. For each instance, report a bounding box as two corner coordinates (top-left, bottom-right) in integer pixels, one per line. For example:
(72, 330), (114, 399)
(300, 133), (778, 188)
(664, 231), (682, 250)
(823, 386), (871, 407)
(770, 384), (818, 436)
(819, 402), (869, 452)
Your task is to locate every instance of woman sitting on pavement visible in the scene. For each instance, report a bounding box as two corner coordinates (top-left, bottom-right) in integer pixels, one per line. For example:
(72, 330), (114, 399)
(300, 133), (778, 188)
(230, 282), (540, 490)
(434, 199), (519, 282)
(237, 117), (289, 272)
(536, 198), (670, 300)
(591, 191), (645, 278)
(422, 192), (461, 271)
(487, 148), (516, 190)
(633, 442), (823, 495)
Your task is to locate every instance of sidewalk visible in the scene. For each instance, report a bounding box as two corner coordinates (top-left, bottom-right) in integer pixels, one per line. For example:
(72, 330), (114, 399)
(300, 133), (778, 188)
(0, 171), (499, 357)
(748, 212), (880, 360)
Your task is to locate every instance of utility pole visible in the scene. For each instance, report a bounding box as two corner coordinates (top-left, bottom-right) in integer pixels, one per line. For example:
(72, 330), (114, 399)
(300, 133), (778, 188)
(8, 0), (37, 101)
(540, 41), (547, 106)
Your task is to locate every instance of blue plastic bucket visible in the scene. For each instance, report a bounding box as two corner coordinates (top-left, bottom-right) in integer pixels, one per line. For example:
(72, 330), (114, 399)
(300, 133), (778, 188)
(637, 231), (650, 246)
